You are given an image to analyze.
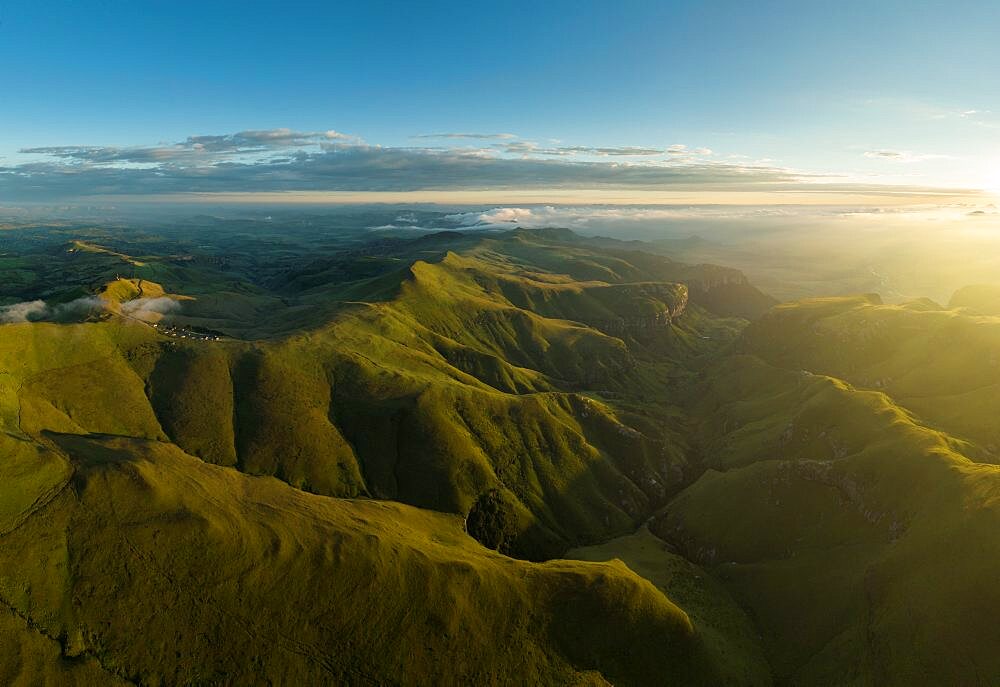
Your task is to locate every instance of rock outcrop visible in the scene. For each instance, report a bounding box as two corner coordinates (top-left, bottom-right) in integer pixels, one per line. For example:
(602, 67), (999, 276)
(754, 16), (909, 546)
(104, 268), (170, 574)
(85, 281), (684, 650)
(589, 283), (688, 337)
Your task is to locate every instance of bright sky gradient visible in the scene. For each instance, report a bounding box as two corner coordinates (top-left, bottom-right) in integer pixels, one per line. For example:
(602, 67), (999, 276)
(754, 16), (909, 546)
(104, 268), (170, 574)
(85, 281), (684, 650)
(1, 0), (999, 203)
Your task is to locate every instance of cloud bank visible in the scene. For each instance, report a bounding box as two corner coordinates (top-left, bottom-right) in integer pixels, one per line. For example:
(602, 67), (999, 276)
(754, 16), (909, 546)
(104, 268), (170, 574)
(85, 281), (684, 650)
(0, 296), (106, 323)
(0, 127), (978, 202)
(0, 138), (799, 200)
(18, 129), (349, 166)
(0, 295), (182, 323)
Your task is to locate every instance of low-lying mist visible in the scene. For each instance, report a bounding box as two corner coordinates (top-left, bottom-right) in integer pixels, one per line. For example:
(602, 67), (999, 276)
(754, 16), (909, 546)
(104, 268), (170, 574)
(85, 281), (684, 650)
(444, 204), (1000, 304)
(0, 295), (182, 324)
(4, 200), (999, 305)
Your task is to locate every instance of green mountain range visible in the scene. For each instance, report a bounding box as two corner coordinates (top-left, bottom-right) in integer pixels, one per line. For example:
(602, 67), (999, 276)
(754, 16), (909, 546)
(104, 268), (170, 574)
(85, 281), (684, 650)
(2, 221), (998, 685)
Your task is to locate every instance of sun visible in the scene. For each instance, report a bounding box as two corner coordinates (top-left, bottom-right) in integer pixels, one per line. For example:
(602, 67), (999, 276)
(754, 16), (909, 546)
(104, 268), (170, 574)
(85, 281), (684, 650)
(978, 162), (1000, 197)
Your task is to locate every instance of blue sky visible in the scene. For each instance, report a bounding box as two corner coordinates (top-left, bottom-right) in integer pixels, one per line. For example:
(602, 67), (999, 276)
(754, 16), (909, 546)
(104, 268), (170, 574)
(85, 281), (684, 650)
(2, 0), (999, 202)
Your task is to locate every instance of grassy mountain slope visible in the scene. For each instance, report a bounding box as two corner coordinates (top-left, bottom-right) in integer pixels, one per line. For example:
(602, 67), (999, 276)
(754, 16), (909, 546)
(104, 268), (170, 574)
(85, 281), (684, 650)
(30, 225), (1000, 685)
(0, 227), (778, 683)
(650, 299), (1000, 685)
(569, 526), (773, 686)
(948, 283), (1000, 314)
(742, 293), (1000, 461)
(0, 603), (129, 687)
(0, 430), (727, 686)
(3, 233), (750, 560)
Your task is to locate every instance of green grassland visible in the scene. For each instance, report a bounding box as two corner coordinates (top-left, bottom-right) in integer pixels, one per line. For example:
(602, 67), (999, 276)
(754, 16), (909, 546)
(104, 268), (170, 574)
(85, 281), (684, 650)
(1, 226), (765, 684)
(647, 297), (1000, 685)
(741, 293), (1000, 460)
(568, 526), (773, 685)
(4, 221), (1000, 684)
(0, 431), (725, 685)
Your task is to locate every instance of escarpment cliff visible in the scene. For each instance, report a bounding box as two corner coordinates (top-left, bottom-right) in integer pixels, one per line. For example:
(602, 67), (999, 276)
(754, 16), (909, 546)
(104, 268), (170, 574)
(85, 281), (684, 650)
(588, 283), (689, 337)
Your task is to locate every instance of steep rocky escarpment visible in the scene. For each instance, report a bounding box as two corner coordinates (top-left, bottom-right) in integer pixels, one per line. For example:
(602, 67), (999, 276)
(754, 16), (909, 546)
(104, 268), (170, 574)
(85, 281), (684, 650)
(585, 283), (689, 337)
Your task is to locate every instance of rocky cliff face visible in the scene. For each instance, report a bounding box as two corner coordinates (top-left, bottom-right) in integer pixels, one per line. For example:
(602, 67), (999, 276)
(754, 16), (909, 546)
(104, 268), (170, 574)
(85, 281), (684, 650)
(590, 283), (688, 337)
(686, 275), (776, 320)
(685, 268), (750, 290)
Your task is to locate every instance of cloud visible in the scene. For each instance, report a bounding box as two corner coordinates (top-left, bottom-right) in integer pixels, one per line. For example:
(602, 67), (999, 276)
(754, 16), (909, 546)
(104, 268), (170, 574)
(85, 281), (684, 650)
(420, 137), (712, 158)
(0, 296), (106, 323)
(0, 295), (183, 324)
(295, 144), (797, 191)
(413, 132), (518, 140)
(436, 204), (996, 238)
(493, 141), (555, 155)
(488, 140), (715, 158)
(928, 107), (993, 123)
(442, 205), (808, 229)
(493, 141), (578, 156)
(864, 150), (905, 159)
(0, 300), (48, 323)
(120, 296), (183, 319)
(0, 137), (804, 200)
(0, 127), (976, 202)
(185, 128), (348, 150)
(863, 149), (950, 163)
(18, 129), (351, 165)
(554, 146), (665, 156)
(366, 205), (837, 236)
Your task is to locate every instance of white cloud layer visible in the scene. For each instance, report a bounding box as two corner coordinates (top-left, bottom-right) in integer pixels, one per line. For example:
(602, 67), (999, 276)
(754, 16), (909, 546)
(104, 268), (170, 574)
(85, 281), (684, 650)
(444, 205), (815, 229)
(0, 300), (48, 323)
(0, 296), (106, 323)
(440, 203), (998, 232)
(0, 295), (182, 323)
(121, 296), (183, 318)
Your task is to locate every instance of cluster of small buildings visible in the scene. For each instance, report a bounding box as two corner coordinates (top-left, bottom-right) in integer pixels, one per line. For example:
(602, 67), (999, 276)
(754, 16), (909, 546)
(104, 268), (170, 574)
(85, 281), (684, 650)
(150, 322), (222, 342)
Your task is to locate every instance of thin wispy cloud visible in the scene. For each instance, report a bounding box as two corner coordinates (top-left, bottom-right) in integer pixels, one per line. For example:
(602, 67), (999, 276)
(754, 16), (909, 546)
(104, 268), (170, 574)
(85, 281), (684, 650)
(930, 108), (993, 122)
(491, 141), (717, 159)
(413, 132), (518, 140)
(864, 97), (1000, 131)
(554, 145), (665, 156)
(863, 149), (951, 163)
(494, 141), (677, 157)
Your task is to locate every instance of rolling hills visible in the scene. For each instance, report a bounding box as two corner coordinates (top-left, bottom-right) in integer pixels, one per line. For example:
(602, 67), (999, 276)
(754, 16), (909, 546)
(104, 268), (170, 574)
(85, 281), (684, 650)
(3, 220), (1000, 685)
(651, 296), (1000, 684)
